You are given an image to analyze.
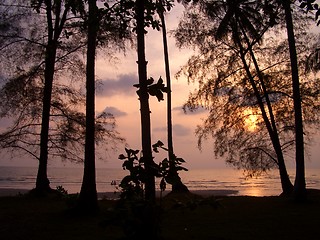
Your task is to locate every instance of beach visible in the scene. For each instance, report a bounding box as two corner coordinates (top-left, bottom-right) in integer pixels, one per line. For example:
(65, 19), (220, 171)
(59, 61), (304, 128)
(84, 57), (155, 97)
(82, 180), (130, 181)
(0, 188), (240, 199)
(1, 187), (319, 240)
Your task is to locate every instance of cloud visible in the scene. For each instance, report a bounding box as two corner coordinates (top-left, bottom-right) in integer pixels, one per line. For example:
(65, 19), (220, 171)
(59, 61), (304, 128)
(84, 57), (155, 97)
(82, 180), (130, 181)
(173, 106), (208, 115)
(97, 74), (138, 97)
(173, 124), (192, 136)
(102, 106), (127, 118)
(153, 124), (191, 137)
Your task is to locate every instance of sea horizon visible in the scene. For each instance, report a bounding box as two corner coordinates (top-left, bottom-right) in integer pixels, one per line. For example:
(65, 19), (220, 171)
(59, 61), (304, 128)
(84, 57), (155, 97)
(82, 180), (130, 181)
(0, 166), (319, 197)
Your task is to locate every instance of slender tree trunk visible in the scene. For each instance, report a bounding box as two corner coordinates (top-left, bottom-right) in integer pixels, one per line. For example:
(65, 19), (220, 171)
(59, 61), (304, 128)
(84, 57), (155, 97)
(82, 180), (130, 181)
(35, 0), (70, 194)
(241, 30), (293, 194)
(136, 0), (155, 202)
(241, 51), (293, 194)
(282, 0), (306, 200)
(248, 49), (293, 195)
(158, 1), (174, 166)
(36, 40), (57, 192)
(36, 0), (58, 193)
(234, 31), (293, 194)
(158, 2), (188, 193)
(78, 0), (98, 212)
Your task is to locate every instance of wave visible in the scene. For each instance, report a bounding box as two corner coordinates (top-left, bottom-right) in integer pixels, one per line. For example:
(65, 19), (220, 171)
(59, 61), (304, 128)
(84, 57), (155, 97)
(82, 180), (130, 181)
(0, 166), (319, 196)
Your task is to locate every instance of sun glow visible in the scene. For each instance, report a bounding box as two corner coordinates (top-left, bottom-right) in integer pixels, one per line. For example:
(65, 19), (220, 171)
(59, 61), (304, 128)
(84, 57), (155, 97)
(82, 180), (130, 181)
(243, 109), (259, 132)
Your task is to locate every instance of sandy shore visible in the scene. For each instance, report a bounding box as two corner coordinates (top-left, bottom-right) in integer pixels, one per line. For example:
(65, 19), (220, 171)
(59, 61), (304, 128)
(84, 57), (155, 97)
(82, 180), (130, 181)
(98, 189), (239, 199)
(0, 188), (239, 198)
(0, 188), (30, 197)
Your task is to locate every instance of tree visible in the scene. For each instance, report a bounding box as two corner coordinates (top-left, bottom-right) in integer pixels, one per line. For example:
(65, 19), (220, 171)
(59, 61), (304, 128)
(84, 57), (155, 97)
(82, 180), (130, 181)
(77, 0), (135, 211)
(157, 0), (189, 193)
(30, 0), (87, 193)
(135, 0), (156, 201)
(212, 0), (293, 194)
(281, 0), (306, 200)
(175, 0), (318, 195)
(0, 0), (86, 193)
(177, 0), (293, 194)
(78, 0), (99, 212)
(0, 0), (125, 194)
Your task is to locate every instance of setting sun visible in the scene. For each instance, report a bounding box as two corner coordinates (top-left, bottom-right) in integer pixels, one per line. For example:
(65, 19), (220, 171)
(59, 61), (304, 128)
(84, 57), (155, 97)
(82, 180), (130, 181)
(243, 109), (260, 132)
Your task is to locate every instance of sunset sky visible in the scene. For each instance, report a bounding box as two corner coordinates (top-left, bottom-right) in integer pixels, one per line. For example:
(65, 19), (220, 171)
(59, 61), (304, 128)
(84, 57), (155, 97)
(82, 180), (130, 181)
(0, 3), (319, 170)
(93, 3), (320, 170)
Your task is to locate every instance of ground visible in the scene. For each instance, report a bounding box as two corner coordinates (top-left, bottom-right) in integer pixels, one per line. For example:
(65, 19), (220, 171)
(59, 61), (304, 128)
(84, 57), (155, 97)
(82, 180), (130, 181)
(0, 190), (319, 240)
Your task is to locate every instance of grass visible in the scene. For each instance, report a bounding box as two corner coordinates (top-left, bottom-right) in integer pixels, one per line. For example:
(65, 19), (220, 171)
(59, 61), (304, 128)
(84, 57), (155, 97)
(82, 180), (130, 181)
(0, 190), (319, 240)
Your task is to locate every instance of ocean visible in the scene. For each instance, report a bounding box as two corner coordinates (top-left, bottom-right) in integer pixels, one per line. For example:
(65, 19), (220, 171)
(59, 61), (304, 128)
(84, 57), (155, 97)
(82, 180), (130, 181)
(0, 166), (319, 197)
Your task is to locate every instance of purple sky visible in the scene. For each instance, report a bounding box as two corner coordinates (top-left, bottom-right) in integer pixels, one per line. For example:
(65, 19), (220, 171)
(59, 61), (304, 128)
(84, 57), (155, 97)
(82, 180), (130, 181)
(0, 3), (319, 170)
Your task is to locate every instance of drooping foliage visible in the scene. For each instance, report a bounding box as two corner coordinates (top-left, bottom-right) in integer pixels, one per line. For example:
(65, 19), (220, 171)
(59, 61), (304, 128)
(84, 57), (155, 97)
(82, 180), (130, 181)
(175, 1), (319, 189)
(0, 0), (126, 193)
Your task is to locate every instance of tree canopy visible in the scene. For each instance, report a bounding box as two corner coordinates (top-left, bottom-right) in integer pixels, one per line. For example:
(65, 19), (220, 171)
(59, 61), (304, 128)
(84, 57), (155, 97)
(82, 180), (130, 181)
(174, 1), (319, 185)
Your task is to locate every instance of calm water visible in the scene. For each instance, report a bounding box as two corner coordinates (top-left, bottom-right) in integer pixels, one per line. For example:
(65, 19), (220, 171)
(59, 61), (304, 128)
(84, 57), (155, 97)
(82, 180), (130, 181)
(0, 166), (319, 196)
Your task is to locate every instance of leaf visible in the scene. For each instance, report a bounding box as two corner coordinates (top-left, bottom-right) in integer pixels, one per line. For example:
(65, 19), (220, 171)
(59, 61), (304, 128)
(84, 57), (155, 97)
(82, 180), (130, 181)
(162, 87), (169, 93)
(160, 159), (169, 169)
(148, 87), (157, 96)
(176, 166), (188, 171)
(155, 140), (164, 147)
(122, 160), (132, 170)
(155, 91), (164, 101)
(176, 157), (186, 163)
(146, 77), (154, 85)
(118, 154), (126, 160)
(125, 147), (130, 155)
(133, 149), (140, 155)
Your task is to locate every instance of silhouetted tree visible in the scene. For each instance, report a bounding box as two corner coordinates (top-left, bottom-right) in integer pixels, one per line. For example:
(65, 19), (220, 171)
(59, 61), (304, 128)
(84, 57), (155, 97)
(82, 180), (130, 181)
(176, 0), (293, 194)
(0, 72), (123, 159)
(78, 0), (99, 212)
(30, 0), (87, 193)
(175, 0), (319, 195)
(0, 1), (125, 193)
(281, 0), (306, 200)
(135, 0), (156, 201)
(157, 0), (189, 193)
(77, 0), (134, 211)
(0, 0), (86, 193)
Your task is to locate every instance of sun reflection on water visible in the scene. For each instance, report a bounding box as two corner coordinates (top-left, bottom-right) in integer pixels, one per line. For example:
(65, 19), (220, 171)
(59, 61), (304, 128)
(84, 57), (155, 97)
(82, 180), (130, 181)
(238, 175), (275, 197)
(240, 185), (264, 197)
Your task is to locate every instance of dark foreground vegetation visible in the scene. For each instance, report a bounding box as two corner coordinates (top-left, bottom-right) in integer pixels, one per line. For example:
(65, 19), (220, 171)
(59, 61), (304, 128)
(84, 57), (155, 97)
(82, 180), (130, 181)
(0, 190), (319, 240)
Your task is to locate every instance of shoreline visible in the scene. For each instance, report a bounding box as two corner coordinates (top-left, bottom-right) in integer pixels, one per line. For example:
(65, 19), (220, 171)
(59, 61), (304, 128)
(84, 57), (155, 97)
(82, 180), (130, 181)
(0, 188), (239, 198)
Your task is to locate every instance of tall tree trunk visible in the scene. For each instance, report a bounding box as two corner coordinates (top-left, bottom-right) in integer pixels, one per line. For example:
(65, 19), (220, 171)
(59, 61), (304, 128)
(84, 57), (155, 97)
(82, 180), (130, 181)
(135, 0), (155, 202)
(234, 31), (293, 194)
(240, 28), (293, 195)
(158, 2), (188, 193)
(282, 0), (306, 200)
(36, 0), (59, 193)
(248, 48), (293, 195)
(36, 40), (57, 192)
(35, 0), (70, 194)
(78, 0), (98, 212)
